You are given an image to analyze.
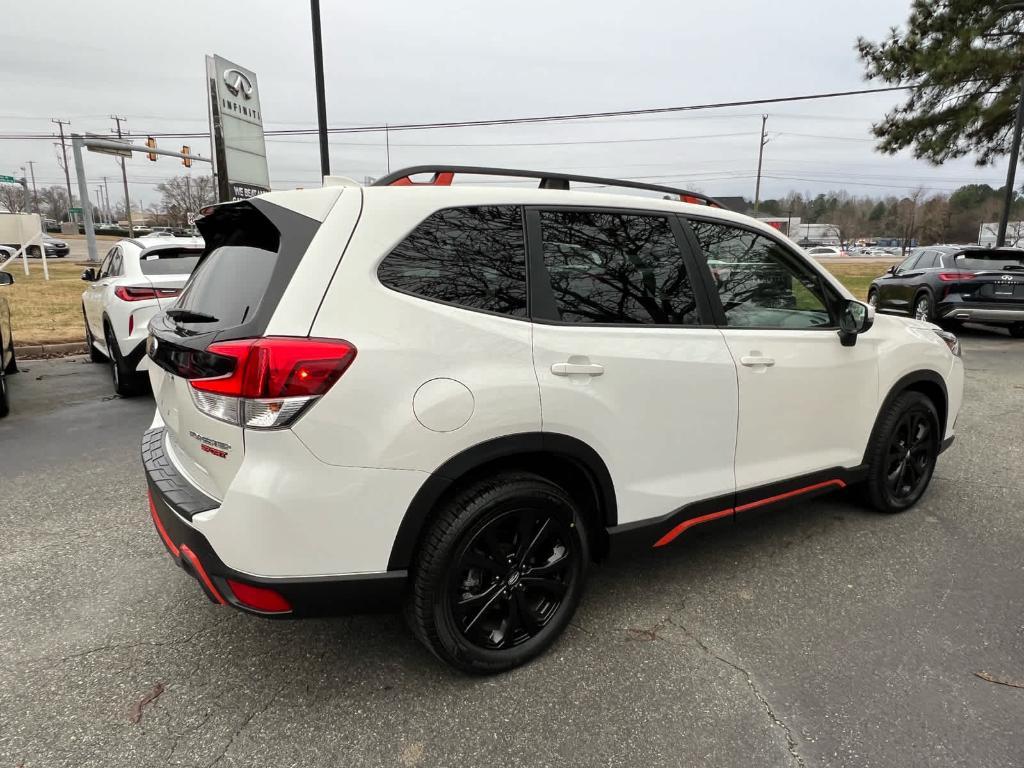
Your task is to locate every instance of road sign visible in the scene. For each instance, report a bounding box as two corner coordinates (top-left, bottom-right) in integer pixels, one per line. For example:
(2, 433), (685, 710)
(0, 175), (16, 183)
(69, 207), (82, 214)
(85, 134), (132, 158)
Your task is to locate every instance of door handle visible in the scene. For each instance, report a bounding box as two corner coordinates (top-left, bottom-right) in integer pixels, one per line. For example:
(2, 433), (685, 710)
(740, 356), (775, 367)
(551, 362), (605, 376)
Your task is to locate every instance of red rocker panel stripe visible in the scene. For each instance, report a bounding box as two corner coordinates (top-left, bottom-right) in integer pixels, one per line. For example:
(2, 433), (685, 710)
(653, 479), (847, 548)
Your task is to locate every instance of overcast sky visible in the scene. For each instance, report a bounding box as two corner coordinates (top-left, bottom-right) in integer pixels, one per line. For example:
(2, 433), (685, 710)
(0, 0), (1011, 210)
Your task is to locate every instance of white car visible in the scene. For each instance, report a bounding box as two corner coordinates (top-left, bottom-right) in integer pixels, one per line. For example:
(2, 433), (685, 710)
(142, 167), (964, 673)
(82, 237), (203, 395)
(805, 245), (848, 258)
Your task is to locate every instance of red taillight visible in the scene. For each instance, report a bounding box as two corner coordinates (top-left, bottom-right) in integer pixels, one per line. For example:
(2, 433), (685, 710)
(191, 337), (356, 398)
(938, 271), (975, 282)
(115, 286), (181, 301)
(226, 579), (292, 613)
(188, 337), (356, 429)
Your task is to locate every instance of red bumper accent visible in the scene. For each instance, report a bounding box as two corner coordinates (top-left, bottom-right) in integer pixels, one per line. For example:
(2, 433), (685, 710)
(179, 544), (227, 605)
(148, 490), (179, 558)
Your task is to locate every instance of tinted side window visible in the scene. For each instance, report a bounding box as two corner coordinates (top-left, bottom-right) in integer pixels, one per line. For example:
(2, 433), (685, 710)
(99, 248), (115, 278)
(690, 220), (834, 329)
(378, 206), (527, 317)
(537, 210), (700, 325)
(896, 254), (919, 273)
(916, 252), (937, 269)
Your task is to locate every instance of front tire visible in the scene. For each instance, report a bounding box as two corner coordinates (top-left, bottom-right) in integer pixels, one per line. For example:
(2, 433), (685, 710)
(863, 391), (940, 513)
(867, 288), (878, 308)
(407, 473), (589, 674)
(84, 308), (105, 363)
(3, 343), (15, 375)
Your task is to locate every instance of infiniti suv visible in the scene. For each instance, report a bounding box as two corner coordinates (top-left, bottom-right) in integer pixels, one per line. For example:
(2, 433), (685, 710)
(143, 167), (964, 672)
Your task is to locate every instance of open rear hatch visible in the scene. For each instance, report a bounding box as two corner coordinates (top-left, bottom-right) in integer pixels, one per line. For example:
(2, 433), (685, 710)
(138, 243), (204, 307)
(146, 199), (323, 499)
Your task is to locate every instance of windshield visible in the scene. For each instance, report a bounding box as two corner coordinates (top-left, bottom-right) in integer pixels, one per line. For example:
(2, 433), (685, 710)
(139, 249), (202, 276)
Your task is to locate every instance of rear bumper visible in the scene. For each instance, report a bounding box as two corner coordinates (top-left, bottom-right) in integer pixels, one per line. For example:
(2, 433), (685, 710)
(142, 427), (407, 616)
(938, 301), (1024, 324)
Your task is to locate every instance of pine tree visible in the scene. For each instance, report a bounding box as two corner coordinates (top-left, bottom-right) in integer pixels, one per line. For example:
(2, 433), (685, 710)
(858, 1), (1024, 165)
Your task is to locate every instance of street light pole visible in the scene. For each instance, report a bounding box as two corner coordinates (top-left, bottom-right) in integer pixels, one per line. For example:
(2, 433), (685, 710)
(310, 0), (331, 178)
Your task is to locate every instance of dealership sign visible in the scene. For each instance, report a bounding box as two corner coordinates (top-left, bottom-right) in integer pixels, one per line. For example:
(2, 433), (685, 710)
(206, 54), (271, 202)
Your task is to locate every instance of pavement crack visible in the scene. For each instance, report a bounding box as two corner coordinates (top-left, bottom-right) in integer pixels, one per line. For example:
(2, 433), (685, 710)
(665, 618), (805, 768)
(204, 681), (287, 768)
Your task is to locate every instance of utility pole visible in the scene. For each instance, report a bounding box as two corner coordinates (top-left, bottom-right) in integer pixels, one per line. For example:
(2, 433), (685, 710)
(111, 115), (134, 232)
(310, 0), (331, 177)
(385, 123), (391, 174)
(52, 119), (74, 221)
(753, 114), (769, 215)
(25, 161), (39, 214)
(103, 177), (111, 222)
(998, 71), (1024, 247)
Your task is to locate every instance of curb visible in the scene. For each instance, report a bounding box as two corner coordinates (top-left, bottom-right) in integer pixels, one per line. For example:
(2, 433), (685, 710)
(14, 342), (88, 359)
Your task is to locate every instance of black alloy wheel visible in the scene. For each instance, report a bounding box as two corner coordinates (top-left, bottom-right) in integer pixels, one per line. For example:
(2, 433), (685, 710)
(408, 473), (589, 673)
(863, 391), (940, 512)
(446, 507), (576, 651)
(884, 409), (937, 504)
(914, 294), (933, 322)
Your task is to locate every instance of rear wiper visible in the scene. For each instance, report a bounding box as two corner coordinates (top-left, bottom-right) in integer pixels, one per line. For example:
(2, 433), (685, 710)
(1002, 264), (1024, 271)
(165, 308), (218, 323)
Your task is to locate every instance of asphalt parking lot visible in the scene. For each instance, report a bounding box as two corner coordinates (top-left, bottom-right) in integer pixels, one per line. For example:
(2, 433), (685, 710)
(1, 328), (1022, 768)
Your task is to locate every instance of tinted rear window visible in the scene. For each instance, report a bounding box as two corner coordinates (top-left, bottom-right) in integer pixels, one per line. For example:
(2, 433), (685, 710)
(954, 253), (1024, 270)
(377, 206), (527, 317)
(139, 249), (202, 276)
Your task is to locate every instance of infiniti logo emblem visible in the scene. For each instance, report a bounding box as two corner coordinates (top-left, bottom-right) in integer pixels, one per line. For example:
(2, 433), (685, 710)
(1001, 274), (1014, 281)
(223, 68), (253, 99)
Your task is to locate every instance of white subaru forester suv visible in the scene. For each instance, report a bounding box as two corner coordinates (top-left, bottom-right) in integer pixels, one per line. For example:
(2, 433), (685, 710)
(143, 166), (964, 673)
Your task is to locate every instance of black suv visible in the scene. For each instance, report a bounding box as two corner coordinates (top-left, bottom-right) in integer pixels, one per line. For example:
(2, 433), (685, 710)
(868, 246), (1024, 337)
(0, 270), (17, 417)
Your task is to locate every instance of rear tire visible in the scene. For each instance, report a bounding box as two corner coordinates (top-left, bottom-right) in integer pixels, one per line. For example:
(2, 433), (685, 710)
(913, 293), (934, 323)
(862, 391), (940, 513)
(104, 324), (141, 397)
(1009, 323), (1024, 339)
(407, 472), (589, 674)
(867, 288), (878, 308)
(0, 369), (9, 418)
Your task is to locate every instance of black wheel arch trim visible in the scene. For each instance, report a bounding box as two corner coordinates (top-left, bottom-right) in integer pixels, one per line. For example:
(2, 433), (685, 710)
(386, 432), (617, 571)
(863, 370), (948, 466)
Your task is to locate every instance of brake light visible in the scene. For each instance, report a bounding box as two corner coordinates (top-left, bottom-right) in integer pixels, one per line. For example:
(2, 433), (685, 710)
(114, 286), (181, 301)
(188, 337), (356, 429)
(937, 271), (975, 282)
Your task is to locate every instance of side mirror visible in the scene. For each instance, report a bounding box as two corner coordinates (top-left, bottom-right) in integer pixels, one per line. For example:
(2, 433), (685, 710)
(886, 265), (897, 275)
(838, 299), (873, 347)
(0, 271), (13, 286)
(81, 268), (97, 282)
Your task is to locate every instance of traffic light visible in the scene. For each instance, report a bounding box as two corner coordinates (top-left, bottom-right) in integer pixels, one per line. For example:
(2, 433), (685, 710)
(146, 136), (157, 161)
(181, 145), (192, 168)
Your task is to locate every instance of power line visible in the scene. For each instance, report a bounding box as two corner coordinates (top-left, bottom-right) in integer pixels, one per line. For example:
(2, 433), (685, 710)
(0, 82), (926, 142)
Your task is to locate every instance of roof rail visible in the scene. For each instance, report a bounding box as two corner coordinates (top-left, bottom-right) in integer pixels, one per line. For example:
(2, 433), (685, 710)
(371, 165), (723, 208)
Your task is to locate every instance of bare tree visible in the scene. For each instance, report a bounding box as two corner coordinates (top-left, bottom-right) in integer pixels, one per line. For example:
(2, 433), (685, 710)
(156, 175), (217, 226)
(37, 186), (71, 221)
(0, 184), (28, 213)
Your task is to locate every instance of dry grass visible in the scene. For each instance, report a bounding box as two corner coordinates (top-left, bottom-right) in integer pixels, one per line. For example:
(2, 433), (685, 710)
(0, 256), (894, 347)
(817, 259), (894, 301)
(2, 261), (88, 345)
